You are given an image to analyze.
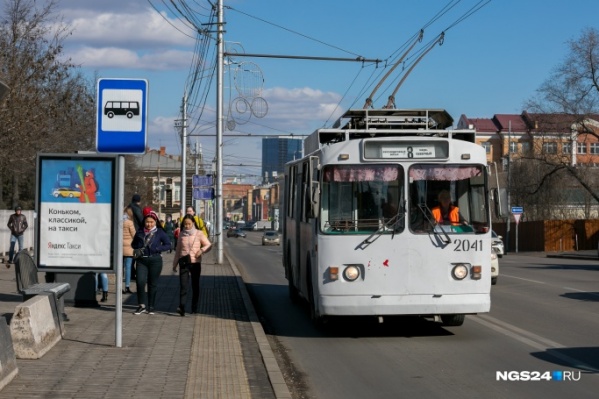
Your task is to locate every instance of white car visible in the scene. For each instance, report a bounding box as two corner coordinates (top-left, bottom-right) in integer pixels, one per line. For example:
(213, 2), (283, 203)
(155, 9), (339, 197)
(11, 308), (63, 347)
(492, 230), (504, 258)
(491, 247), (499, 285)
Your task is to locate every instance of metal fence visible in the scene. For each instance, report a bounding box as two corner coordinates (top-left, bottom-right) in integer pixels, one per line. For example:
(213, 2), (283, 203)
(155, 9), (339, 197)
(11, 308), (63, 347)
(0, 210), (35, 261)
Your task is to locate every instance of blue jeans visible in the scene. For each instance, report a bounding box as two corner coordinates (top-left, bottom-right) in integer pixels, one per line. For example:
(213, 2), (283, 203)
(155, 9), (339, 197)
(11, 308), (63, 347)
(135, 256), (163, 309)
(8, 234), (24, 262)
(123, 256), (133, 288)
(95, 273), (108, 292)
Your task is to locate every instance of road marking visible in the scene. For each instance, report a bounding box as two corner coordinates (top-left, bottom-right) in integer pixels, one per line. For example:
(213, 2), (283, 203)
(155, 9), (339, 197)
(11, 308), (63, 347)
(472, 314), (599, 372)
(501, 274), (547, 284)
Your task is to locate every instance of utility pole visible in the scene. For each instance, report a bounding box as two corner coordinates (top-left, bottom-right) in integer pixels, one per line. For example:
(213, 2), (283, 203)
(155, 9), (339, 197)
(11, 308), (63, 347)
(180, 92), (188, 218)
(505, 121), (512, 254)
(216, 0), (224, 264)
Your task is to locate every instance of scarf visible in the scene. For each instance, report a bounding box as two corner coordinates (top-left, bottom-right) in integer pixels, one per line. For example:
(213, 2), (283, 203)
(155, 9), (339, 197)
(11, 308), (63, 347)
(181, 225), (197, 237)
(144, 226), (157, 235)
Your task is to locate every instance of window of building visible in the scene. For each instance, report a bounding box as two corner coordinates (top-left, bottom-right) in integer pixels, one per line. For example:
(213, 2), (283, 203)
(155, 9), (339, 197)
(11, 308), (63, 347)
(509, 141), (518, 153)
(577, 142), (587, 154)
(590, 143), (599, 154)
(521, 142), (531, 154)
(562, 142), (572, 154)
(482, 142), (491, 154)
(542, 142), (557, 154)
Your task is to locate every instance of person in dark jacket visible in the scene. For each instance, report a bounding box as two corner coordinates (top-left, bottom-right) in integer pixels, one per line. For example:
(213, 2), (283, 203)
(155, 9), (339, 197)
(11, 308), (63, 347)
(129, 194), (144, 230)
(163, 215), (175, 253)
(131, 210), (171, 315)
(128, 194), (144, 281)
(7, 205), (28, 266)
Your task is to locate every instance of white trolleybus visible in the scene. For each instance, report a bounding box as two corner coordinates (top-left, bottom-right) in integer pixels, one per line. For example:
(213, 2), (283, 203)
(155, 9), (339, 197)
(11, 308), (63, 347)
(283, 108), (493, 327)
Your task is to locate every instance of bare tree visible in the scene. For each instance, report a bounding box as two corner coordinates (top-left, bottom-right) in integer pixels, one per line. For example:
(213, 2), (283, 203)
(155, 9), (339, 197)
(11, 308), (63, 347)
(0, 0), (96, 208)
(522, 27), (599, 209)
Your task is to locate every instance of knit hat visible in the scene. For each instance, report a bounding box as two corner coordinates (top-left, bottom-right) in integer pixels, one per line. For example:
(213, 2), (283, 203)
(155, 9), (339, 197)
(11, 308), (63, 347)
(142, 206), (153, 217)
(144, 211), (159, 222)
(15, 205), (21, 211)
(132, 194), (141, 202)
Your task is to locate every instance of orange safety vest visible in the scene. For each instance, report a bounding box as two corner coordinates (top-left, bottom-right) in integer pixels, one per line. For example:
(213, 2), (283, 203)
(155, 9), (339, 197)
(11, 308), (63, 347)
(432, 206), (460, 224)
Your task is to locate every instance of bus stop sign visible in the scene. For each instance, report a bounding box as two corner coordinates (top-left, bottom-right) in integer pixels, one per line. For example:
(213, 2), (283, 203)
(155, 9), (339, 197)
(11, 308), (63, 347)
(96, 78), (148, 154)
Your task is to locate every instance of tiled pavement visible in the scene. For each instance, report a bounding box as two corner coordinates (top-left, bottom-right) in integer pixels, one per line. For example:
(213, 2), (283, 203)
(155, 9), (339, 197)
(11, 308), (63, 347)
(0, 250), (291, 398)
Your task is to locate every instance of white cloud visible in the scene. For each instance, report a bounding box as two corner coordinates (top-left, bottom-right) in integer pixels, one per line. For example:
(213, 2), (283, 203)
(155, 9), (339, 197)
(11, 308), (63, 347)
(261, 87), (344, 131)
(65, 47), (193, 70)
(65, 8), (195, 50)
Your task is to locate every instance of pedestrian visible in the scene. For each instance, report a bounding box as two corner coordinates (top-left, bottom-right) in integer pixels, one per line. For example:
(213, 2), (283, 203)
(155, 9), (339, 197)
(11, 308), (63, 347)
(164, 215), (175, 253)
(128, 194), (143, 281)
(131, 209), (171, 315)
(179, 206), (209, 237)
(6, 205), (28, 267)
(95, 273), (109, 302)
(173, 214), (211, 316)
(122, 206), (136, 294)
(129, 194), (144, 230)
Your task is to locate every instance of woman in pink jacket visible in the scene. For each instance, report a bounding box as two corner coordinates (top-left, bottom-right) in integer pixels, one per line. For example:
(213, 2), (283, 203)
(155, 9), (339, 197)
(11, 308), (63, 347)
(172, 214), (211, 316)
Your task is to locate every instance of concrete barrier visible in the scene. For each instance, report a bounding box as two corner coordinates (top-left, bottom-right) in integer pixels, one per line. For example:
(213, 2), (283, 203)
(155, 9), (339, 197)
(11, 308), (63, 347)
(0, 318), (18, 391)
(10, 293), (64, 359)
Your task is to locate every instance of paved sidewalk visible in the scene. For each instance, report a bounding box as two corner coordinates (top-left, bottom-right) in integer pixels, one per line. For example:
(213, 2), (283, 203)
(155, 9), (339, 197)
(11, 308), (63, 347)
(0, 251), (291, 399)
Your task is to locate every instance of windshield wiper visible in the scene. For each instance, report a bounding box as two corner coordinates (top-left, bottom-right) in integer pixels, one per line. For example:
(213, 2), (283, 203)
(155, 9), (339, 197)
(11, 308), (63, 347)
(417, 203), (451, 244)
(358, 202), (405, 249)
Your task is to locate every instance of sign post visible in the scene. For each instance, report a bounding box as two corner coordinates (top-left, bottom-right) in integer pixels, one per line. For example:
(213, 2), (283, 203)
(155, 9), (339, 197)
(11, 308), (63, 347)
(96, 78), (148, 348)
(511, 206), (523, 253)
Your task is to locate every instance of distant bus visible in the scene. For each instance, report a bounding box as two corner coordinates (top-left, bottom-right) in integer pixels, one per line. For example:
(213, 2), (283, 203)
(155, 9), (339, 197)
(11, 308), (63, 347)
(104, 101), (140, 119)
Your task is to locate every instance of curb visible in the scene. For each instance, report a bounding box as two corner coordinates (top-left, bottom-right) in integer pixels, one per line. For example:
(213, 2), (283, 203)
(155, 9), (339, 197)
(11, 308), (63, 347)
(226, 253), (292, 399)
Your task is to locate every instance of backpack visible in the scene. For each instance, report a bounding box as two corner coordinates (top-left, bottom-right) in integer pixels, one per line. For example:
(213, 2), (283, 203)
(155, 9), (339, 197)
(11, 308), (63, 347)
(196, 216), (209, 237)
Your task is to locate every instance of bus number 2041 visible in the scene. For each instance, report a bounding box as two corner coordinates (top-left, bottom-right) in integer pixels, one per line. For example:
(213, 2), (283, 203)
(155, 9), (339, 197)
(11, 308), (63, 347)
(453, 239), (483, 252)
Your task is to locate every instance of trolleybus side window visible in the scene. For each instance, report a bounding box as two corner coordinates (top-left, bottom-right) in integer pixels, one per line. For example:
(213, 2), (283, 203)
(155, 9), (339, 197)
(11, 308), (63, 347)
(320, 164), (404, 234)
(408, 164), (488, 234)
(286, 166), (295, 218)
(301, 162), (310, 222)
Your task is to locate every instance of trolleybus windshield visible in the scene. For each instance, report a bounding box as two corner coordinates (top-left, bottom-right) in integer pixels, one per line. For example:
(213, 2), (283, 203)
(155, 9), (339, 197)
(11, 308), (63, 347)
(320, 164), (404, 234)
(408, 164), (488, 234)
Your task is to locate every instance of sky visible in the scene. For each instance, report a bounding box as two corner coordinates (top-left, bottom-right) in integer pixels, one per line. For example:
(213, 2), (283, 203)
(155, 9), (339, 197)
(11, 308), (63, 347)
(47, 0), (599, 183)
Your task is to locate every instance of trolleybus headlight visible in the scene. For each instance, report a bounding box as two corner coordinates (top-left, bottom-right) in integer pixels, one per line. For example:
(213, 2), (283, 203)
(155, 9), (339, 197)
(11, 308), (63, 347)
(343, 265), (360, 281)
(451, 264), (469, 280)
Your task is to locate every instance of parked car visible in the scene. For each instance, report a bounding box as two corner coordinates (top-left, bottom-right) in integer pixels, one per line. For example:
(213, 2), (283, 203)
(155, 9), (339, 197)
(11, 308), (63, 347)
(491, 247), (499, 285)
(262, 231), (280, 246)
(492, 230), (504, 257)
(227, 229), (246, 238)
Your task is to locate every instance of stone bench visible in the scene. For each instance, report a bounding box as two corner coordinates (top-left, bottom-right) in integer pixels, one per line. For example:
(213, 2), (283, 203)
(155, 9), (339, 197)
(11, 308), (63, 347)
(14, 251), (70, 321)
(10, 293), (64, 359)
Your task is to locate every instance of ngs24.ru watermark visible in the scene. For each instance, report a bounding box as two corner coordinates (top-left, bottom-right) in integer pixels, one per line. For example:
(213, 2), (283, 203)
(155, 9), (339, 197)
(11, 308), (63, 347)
(496, 371), (581, 381)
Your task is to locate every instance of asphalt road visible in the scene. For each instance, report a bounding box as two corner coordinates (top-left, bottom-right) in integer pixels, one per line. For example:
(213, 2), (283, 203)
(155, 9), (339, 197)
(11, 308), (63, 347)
(225, 232), (599, 399)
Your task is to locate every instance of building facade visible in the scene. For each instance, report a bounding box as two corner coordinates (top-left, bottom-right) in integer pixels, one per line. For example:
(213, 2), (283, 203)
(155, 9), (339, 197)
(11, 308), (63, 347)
(261, 136), (303, 183)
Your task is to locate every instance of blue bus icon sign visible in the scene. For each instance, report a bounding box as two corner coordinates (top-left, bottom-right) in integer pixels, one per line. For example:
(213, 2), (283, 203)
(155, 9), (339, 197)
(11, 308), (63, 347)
(96, 79), (148, 154)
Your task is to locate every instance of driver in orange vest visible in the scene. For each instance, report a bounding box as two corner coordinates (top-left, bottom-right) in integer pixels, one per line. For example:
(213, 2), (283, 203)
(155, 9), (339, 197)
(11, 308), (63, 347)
(431, 190), (465, 225)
